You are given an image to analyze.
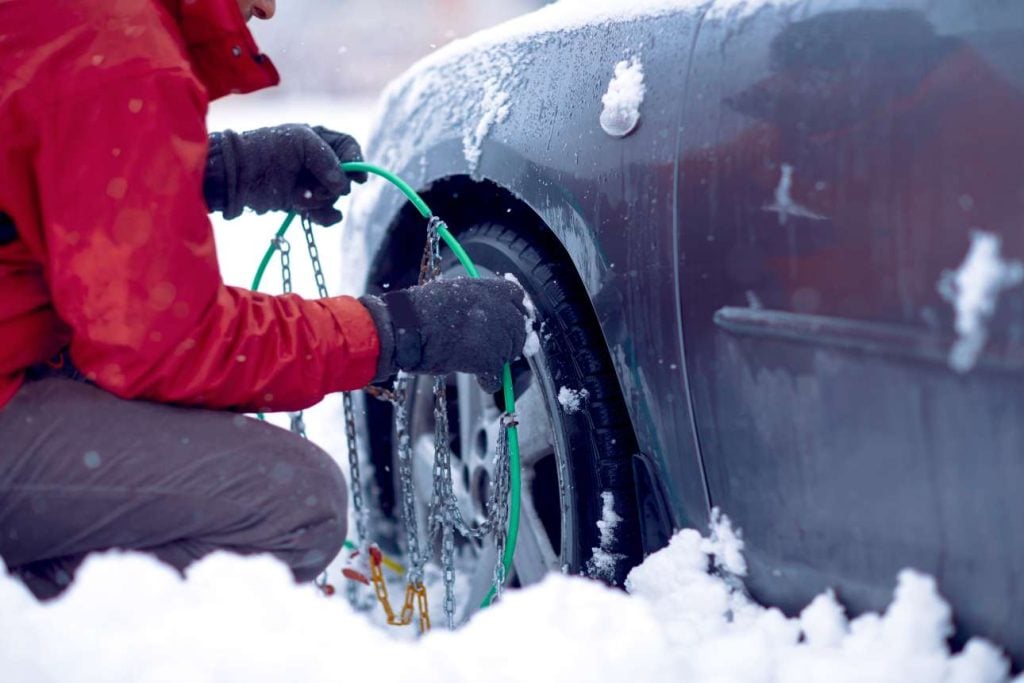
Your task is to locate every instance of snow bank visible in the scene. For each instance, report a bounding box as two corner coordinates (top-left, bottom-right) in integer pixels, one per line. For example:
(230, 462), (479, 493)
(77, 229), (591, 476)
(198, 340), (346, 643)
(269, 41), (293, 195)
(626, 522), (1013, 682)
(3, 514), (1016, 682)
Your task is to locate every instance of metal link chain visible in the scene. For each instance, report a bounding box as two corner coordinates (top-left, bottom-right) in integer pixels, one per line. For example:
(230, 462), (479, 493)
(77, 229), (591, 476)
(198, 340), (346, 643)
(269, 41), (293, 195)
(275, 230), (334, 593)
(420, 216), (443, 283)
(286, 220), (328, 443)
(423, 220), (459, 626)
(274, 235), (293, 294)
(343, 392), (368, 554)
(369, 545), (430, 633)
(441, 506), (457, 629)
(274, 234), (313, 443)
(298, 218), (372, 561)
(284, 214), (516, 626)
(428, 398), (513, 612)
(430, 405), (511, 540)
(490, 416), (515, 601)
(279, 221), (375, 605)
(431, 376), (458, 628)
(301, 217), (330, 299)
(427, 378), (449, 537)
(420, 217), (514, 624)
(289, 411), (308, 440)
(306, 218), (374, 605)
(393, 376), (426, 585)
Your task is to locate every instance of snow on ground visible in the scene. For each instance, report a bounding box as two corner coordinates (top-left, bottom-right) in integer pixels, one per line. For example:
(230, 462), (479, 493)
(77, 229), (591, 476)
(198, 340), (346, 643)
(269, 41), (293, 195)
(2, 512), (1017, 682)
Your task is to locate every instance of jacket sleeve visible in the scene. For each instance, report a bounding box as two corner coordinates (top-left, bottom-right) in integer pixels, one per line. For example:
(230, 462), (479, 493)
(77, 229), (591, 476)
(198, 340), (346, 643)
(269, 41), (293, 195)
(34, 67), (379, 412)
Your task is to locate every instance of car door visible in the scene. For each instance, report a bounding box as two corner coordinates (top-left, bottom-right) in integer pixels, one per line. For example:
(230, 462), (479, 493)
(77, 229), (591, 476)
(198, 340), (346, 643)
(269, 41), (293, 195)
(675, 0), (1024, 660)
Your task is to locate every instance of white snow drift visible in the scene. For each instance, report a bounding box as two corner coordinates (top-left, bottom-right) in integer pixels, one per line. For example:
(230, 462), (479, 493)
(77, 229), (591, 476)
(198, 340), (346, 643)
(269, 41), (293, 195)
(1, 511), (1017, 682)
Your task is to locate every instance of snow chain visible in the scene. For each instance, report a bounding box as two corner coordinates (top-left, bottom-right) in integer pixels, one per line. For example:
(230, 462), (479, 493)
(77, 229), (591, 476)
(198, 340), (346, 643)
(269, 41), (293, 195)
(368, 545), (430, 633)
(274, 228), (309, 441)
(275, 215), (515, 631)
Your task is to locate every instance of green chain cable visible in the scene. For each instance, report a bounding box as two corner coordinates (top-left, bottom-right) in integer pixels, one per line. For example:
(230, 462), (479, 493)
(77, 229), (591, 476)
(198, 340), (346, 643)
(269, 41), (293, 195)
(250, 161), (520, 609)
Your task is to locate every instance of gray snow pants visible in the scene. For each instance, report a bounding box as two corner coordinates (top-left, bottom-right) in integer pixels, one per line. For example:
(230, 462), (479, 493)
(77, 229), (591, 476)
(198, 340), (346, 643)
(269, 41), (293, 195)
(0, 376), (348, 599)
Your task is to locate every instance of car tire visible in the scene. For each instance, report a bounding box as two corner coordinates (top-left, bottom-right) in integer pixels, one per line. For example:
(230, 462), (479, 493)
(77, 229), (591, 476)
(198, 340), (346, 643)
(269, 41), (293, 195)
(366, 219), (643, 618)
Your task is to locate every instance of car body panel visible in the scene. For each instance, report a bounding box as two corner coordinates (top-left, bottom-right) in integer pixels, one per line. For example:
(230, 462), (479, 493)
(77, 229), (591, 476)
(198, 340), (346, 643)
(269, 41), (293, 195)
(346, 7), (713, 533)
(345, 0), (1024, 663)
(675, 0), (1024, 656)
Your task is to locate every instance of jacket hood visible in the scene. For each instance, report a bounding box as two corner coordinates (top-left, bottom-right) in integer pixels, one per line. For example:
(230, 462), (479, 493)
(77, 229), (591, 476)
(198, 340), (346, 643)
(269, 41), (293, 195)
(160, 0), (280, 100)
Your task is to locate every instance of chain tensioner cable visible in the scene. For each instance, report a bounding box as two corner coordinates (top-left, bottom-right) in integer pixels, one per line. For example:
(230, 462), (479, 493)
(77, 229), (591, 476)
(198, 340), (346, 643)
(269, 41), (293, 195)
(250, 161), (524, 622)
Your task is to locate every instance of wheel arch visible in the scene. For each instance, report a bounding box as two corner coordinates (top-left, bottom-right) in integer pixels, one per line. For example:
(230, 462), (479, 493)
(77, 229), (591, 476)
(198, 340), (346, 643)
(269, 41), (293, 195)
(363, 173), (677, 559)
(365, 174), (603, 294)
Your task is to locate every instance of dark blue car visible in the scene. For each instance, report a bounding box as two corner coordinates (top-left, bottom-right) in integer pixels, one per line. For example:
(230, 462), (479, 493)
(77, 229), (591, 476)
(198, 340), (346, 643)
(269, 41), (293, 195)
(345, 0), (1024, 664)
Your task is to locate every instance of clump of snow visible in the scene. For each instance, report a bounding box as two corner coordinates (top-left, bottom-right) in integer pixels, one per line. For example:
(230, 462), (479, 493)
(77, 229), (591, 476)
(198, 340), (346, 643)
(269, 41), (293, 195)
(557, 386), (589, 414)
(948, 641), (1014, 683)
(937, 230), (1024, 373)
(586, 492), (624, 581)
(625, 524), (1013, 682)
(701, 507), (746, 577)
(799, 589), (848, 648)
(502, 272), (535, 316)
(504, 272), (540, 357)
(522, 328), (541, 357)
(763, 163), (827, 225)
(600, 57), (646, 138)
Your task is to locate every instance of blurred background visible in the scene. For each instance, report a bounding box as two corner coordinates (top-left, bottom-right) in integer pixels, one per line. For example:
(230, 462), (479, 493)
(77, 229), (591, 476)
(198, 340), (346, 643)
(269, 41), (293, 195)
(246, 0), (549, 97)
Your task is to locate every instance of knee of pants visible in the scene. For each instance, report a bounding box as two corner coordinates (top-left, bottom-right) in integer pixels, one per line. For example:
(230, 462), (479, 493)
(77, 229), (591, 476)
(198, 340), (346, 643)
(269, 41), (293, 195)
(278, 439), (349, 581)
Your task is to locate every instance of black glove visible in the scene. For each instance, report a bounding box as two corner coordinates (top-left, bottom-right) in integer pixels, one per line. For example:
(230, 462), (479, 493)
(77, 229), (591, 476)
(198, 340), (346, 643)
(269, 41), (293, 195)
(204, 124), (368, 227)
(360, 278), (530, 393)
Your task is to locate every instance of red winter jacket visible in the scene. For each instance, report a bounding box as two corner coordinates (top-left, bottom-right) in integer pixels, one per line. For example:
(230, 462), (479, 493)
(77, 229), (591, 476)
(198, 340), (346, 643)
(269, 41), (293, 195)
(0, 0), (380, 412)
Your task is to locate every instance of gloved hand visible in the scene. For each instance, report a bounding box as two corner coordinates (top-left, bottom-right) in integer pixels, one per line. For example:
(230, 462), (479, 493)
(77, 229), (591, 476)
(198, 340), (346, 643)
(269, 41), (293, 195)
(360, 278), (530, 393)
(204, 124), (368, 226)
